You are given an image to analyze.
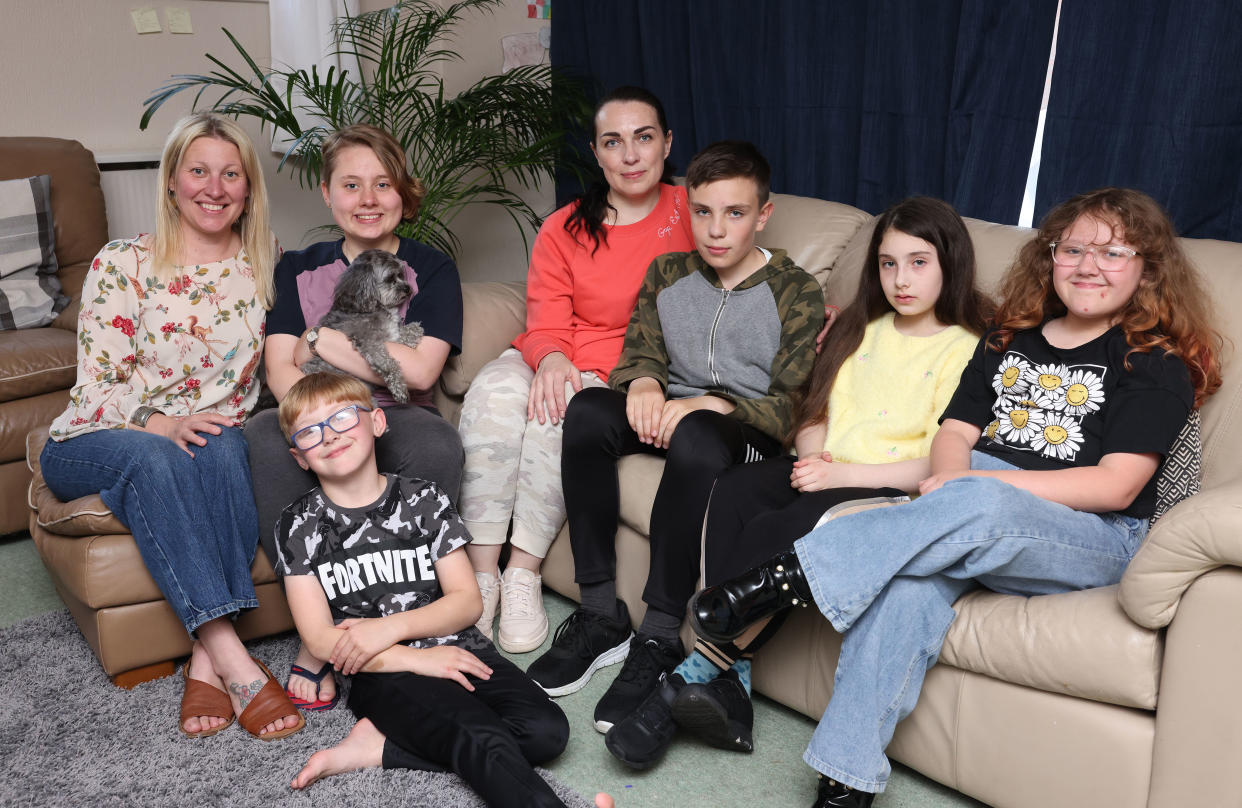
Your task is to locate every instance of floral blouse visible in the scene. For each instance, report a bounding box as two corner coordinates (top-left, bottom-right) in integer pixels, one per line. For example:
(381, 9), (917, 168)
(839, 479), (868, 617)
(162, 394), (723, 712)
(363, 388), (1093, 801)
(49, 236), (266, 440)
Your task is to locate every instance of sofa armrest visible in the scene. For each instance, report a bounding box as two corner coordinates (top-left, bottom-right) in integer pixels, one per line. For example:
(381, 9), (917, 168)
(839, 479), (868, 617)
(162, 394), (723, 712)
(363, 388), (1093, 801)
(1117, 477), (1242, 628)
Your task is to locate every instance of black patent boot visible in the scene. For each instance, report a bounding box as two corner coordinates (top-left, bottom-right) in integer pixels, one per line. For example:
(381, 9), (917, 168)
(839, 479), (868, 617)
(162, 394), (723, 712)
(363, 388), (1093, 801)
(689, 548), (812, 643)
(812, 776), (875, 808)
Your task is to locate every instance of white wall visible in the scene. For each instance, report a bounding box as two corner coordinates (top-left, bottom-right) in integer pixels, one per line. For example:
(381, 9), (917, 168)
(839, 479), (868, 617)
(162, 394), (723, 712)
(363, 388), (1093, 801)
(427, 0), (555, 282)
(0, 0), (326, 251)
(1, 0), (555, 281)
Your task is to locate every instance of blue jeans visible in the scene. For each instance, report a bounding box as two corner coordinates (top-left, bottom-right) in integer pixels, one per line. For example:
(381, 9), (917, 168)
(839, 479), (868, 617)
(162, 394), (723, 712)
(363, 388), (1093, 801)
(794, 452), (1148, 792)
(40, 427), (259, 634)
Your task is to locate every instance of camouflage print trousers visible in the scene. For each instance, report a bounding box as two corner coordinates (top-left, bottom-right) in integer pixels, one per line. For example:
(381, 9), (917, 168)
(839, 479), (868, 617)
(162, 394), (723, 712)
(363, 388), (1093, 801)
(457, 348), (608, 558)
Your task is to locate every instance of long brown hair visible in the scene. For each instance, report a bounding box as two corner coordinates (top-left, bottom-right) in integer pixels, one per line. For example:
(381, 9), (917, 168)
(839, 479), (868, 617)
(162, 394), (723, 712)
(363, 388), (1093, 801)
(789, 197), (991, 444)
(990, 188), (1222, 408)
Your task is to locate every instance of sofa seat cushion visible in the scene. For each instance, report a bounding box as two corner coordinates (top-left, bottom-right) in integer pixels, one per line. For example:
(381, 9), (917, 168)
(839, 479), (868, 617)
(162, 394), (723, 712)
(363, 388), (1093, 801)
(27, 429), (277, 609)
(618, 454), (666, 537)
(26, 429), (126, 535)
(33, 525), (278, 610)
(941, 585), (1162, 710)
(0, 325), (75, 403)
(615, 454), (1162, 710)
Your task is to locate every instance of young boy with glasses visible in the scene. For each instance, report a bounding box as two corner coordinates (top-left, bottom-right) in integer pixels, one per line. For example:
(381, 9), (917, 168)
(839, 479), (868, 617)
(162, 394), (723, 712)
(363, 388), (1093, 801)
(273, 371), (570, 807)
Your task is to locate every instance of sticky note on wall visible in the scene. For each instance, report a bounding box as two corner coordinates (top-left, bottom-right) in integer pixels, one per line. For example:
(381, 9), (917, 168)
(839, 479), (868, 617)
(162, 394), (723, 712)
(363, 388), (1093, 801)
(166, 7), (193, 34)
(131, 6), (161, 34)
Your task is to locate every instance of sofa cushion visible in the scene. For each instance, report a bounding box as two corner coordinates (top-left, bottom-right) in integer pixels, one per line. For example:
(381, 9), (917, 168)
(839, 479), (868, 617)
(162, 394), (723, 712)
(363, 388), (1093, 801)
(26, 429), (126, 536)
(756, 194), (870, 290)
(940, 585), (1163, 710)
(440, 281), (526, 398)
(0, 390), (68, 465)
(27, 428), (278, 609)
(617, 454), (666, 537)
(0, 138), (108, 285)
(0, 175), (69, 330)
(0, 325), (76, 404)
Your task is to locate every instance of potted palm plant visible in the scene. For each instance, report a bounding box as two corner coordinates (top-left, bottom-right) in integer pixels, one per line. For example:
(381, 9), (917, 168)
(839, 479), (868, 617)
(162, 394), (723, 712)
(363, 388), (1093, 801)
(140, 0), (589, 258)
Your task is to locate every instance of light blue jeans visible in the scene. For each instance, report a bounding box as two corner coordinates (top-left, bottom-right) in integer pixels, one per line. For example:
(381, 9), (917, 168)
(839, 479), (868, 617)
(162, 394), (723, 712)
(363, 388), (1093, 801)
(40, 426), (259, 634)
(793, 452), (1148, 792)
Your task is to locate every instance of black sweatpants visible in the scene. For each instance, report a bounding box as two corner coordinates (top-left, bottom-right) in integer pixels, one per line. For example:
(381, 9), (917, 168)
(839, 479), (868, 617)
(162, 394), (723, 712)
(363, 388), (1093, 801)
(348, 643), (569, 808)
(703, 455), (906, 584)
(562, 386), (781, 617)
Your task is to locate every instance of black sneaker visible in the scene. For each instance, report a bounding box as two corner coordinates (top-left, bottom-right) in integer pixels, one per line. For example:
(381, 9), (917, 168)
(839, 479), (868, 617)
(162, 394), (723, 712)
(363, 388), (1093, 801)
(670, 667), (753, 752)
(593, 633), (684, 732)
(812, 776), (875, 808)
(526, 601), (632, 697)
(603, 672), (685, 770)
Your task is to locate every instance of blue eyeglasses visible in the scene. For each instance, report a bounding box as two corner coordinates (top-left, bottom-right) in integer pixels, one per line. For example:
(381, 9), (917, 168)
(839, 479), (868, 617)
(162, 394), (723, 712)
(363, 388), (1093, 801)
(290, 404), (372, 450)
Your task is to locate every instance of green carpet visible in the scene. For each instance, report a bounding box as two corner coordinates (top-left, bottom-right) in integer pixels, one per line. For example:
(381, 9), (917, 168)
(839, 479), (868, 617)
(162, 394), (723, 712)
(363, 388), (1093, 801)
(0, 533), (62, 628)
(0, 533), (983, 807)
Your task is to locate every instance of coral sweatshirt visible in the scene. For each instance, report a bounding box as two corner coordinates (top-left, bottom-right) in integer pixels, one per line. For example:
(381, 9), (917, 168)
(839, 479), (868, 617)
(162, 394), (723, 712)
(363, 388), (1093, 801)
(512, 183), (693, 379)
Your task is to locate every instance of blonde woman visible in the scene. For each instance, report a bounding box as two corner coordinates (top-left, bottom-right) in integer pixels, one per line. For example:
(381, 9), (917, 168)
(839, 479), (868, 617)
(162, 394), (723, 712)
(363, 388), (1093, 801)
(40, 113), (303, 741)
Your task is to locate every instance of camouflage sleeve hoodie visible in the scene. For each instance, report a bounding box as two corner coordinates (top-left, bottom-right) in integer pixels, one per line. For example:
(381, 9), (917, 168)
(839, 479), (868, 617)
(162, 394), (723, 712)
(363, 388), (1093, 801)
(609, 248), (825, 441)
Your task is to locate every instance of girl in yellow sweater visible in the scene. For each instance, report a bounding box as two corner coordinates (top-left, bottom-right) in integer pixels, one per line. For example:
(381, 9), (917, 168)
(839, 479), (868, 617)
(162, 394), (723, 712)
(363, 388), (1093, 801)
(604, 196), (991, 769)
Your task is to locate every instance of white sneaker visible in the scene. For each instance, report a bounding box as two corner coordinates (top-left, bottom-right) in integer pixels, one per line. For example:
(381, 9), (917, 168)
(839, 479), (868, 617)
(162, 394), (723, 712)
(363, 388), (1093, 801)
(497, 567), (549, 653)
(475, 570), (500, 641)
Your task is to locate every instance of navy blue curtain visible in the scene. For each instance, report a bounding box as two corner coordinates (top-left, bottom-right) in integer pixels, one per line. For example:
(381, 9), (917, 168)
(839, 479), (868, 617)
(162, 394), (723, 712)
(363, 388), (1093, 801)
(1034, 2), (1242, 240)
(552, 0), (1055, 221)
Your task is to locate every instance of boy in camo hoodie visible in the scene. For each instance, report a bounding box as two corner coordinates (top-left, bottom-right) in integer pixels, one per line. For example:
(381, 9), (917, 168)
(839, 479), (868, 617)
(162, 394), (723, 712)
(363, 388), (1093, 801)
(527, 140), (825, 736)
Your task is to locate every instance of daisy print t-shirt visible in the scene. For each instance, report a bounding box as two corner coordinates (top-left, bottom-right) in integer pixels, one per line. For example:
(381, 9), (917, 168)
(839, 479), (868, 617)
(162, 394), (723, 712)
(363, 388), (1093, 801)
(941, 324), (1192, 518)
(275, 474), (488, 651)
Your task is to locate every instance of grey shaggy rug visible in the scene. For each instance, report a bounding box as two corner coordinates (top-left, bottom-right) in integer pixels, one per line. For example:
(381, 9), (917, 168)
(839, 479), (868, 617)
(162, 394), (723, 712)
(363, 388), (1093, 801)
(0, 611), (592, 808)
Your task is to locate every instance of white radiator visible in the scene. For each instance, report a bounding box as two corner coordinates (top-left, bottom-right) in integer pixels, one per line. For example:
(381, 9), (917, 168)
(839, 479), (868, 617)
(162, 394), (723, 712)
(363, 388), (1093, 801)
(97, 156), (160, 241)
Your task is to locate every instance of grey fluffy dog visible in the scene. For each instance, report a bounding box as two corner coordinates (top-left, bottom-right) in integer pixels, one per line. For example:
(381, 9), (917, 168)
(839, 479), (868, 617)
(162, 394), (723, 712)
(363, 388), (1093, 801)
(302, 248), (424, 403)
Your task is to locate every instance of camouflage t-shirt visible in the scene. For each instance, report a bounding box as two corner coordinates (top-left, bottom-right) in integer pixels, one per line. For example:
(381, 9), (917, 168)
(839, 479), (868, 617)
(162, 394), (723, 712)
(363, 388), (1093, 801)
(275, 473), (487, 650)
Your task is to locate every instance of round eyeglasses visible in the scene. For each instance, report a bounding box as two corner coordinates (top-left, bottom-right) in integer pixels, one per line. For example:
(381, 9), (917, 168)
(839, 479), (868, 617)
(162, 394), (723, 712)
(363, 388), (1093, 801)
(290, 404), (372, 450)
(1050, 241), (1139, 272)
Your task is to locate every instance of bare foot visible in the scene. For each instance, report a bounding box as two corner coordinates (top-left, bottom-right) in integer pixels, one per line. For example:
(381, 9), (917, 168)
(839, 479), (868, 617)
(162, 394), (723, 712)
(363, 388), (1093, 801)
(291, 718), (385, 789)
(595, 795), (615, 808)
(287, 643), (336, 705)
(183, 641), (230, 735)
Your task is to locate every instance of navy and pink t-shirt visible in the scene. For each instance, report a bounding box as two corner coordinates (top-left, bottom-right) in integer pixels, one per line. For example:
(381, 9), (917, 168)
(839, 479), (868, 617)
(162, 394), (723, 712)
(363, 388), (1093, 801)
(267, 238), (463, 408)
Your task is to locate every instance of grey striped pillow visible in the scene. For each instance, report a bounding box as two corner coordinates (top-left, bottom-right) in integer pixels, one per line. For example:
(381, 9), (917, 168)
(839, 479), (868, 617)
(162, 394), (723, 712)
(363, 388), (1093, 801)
(0, 174), (68, 330)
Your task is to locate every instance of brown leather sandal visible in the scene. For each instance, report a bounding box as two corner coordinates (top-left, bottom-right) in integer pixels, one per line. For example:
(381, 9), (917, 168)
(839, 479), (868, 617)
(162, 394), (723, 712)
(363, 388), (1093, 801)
(178, 662), (236, 738)
(237, 658), (306, 741)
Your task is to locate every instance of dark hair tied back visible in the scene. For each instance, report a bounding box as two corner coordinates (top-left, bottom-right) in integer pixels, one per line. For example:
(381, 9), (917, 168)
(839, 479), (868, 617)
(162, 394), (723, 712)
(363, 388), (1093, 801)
(565, 86), (673, 254)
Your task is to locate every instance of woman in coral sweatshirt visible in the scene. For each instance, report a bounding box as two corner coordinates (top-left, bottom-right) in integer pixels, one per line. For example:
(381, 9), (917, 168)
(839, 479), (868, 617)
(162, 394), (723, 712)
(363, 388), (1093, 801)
(457, 86), (693, 653)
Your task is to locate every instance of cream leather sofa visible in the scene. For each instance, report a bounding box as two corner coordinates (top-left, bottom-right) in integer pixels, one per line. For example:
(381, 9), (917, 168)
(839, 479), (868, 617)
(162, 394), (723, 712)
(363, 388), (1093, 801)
(436, 192), (1242, 808)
